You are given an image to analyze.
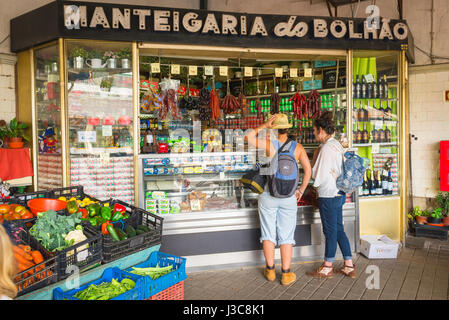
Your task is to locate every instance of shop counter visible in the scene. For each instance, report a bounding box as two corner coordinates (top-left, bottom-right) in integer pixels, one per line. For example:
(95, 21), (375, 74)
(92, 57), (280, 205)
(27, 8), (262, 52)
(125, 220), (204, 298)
(16, 244), (160, 300)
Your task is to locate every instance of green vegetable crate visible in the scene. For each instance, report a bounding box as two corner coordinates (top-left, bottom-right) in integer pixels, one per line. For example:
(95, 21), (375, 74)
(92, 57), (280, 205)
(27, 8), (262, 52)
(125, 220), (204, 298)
(53, 267), (144, 300)
(125, 251), (187, 300)
(101, 200), (164, 263)
(29, 223), (102, 281)
(13, 228), (58, 297)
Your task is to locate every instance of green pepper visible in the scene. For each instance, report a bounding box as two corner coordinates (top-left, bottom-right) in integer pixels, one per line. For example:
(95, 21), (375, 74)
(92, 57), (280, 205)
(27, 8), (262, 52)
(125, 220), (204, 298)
(107, 225), (120, 242)
(89, 217), (98, 227)
(87, 203), (101, 217)
(122, 213), (130, 220)
(111, 210), (123, 222)
(101, 206), (112, 221)
(67, 200), (79, 214)
(94, 216), (107, 225)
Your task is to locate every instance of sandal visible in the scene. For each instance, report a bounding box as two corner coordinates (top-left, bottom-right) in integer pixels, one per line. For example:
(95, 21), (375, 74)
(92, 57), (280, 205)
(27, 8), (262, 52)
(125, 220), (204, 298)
(306, 264), (334, 278)
(336, 264), (356, 278)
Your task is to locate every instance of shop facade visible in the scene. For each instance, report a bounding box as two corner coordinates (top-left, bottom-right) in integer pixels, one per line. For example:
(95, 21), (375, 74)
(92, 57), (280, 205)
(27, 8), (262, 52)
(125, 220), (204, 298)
(11, 1), (411, 270)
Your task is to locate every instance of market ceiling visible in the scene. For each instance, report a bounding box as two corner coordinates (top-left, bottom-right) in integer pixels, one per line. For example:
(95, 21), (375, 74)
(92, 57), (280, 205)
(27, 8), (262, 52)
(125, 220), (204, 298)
(11, 0), (411, 55)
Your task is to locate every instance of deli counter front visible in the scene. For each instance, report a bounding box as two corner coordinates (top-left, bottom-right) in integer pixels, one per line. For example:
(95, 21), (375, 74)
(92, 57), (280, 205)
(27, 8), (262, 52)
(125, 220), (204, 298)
(12, 1), (410, 270)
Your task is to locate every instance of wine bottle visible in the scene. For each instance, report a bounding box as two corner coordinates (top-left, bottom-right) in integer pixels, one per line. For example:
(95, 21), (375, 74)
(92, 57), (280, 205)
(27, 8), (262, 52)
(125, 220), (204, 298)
(381, 169), (388, 195)
(385, 100), (392, 121)
(383, 75), (388, 99)
(367, 80), (372, 99)
(376, 171), (383, 195)
(363, 101), (369, 122)
(373, 79), (378, 98)
(378, 125), (385, 143)
(378, 75), (384, 99)
(355, 75), (361, 99)
(371, 125), (378, 143)
(356, 123), (362, 144)
(385, 125), (391, 143)
(387, 171), (394, 195)
(369, 170), (376, 195)
(361, 76), (367, 99)
(357, 100), (364, 122)
(352, 76), (356, 99)
(362, 171), (369, 196)
(362, 123), (369, 144)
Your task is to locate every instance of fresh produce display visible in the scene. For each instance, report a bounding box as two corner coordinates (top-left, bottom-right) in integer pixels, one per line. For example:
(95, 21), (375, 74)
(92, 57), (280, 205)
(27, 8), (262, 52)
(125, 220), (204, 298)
(29, 210), (85, 252)
(73, 278), (136, 300)
(128, 264), (173, 280)
(85, 202), (130, 228)
(221, 94), (240, 114)
(104, 223), (151, 242)
(270, 93), (281, 114)
(0, 204), (34, 222)
(13, 244), (54, 292)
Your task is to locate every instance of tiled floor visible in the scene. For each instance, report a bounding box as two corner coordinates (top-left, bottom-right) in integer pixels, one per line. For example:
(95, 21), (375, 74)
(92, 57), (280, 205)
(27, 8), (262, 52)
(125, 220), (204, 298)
(184, 239), (449, 300)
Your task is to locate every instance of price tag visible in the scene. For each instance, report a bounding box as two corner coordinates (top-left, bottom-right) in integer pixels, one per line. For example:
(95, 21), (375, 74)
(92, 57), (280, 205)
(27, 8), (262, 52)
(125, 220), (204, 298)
(364, 74), (375, 83)
(275, 68), (283, 78)
(188, 65), (198, 76)
(204, 65), (214, 76)
(77, 249), (88, 262)
(244, 67), (253, 77)
(171, 64), (180, 75)
(374, 120), (383, 130)
(372, 143), (380, 154)
(219, 66), (228, 77)
(150, 63), (160, 73)
(290, 68), (298, 78)
(190, 199), (201, 211)
(102, 125), (112, 137)
(77, 131), (96, 143)
(304, 68), (313, 78)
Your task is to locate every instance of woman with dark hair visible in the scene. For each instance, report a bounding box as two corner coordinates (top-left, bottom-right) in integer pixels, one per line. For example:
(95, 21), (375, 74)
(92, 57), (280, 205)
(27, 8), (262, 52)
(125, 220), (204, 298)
(306, 111), (355, 279)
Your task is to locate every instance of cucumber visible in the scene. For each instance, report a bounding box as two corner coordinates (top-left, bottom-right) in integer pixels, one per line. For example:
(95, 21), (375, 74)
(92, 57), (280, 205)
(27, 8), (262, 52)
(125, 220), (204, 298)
(107, 225), (120, 242)
(136, 228), (146, 235)
(125, 225), (136, 238)
(115, 227), (128, 241)
(136, 225), (151, 233)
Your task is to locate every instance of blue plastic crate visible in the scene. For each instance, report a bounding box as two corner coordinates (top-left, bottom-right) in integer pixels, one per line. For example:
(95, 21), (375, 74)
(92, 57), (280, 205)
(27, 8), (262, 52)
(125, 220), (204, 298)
(125, 251), (187, 300)
(53, 267), (144, 300)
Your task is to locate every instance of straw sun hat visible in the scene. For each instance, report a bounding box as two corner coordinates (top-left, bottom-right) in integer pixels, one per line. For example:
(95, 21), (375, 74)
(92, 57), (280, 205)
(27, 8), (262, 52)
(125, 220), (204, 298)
(271, 113), (292, 129)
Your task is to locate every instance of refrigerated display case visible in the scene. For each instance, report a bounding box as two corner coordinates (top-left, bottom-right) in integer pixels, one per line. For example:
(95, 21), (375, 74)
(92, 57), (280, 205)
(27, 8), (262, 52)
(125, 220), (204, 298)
(65, 40), (135, 204)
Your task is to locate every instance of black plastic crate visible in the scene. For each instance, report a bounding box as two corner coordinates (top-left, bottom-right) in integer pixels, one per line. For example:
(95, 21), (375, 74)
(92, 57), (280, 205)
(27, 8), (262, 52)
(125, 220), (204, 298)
(101, 202), (163, 263)
(413, 223), (449, 241)
(49, 186), (104, 203)
(30, 224), (102, 281)
(12, 228), (58, 297)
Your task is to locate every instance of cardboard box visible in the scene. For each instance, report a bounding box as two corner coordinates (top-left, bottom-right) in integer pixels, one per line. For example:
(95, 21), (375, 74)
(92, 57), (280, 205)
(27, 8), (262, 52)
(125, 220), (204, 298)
(360, 235), (399, 259)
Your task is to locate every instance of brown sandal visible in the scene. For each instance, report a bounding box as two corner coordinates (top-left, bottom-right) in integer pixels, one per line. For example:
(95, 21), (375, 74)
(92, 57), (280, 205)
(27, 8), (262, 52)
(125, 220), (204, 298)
(306, 264), (334, 278)
(336, 264), (356, 278)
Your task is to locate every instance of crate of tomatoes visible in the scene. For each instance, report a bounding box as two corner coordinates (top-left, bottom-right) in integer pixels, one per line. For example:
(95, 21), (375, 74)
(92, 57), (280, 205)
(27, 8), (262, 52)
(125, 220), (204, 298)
(0, 203), (35, 226)
(11, 226), (58, 297)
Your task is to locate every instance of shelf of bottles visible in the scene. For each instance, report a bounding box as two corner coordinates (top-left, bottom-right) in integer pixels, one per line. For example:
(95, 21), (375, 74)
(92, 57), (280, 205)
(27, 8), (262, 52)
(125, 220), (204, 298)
(352, 54), (399, 198)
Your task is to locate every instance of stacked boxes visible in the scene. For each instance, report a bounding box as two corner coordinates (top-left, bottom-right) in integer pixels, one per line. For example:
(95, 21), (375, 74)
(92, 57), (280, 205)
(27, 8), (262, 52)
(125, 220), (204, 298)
(372, 153), (399, 195)
(145, 191), (180, 215)
(70, 156), (134, 204)
(38, 154), (63, 189)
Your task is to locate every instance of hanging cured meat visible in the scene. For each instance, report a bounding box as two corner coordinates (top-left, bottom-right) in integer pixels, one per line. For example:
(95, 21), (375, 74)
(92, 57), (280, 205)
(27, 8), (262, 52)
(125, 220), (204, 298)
(270, 93), (281, 114)
(255, 98), (262, 118)
(210, 89), (220, 120)
(307, 90), (322, 119)
(159, 88), (181, 120)
(221, 94), (240, 114)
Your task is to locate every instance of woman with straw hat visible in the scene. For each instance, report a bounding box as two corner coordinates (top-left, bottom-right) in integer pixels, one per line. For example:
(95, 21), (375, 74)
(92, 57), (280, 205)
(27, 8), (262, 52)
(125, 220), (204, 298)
(245, 113), (312, 286)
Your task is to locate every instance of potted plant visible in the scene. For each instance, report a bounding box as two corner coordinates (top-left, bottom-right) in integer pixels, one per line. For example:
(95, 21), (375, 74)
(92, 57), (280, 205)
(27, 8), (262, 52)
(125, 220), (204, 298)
(428, 207), (443, 225)
(86, 50), (106, 69)
(103, 51), (119, 69)
(0, 118), (30, 148)
(69, 47), (89, 69)
(409, 206), (427, 225)
(100, 79), (113, 92)
(436, 192), (449, 226)
(118, 48), (131, 69)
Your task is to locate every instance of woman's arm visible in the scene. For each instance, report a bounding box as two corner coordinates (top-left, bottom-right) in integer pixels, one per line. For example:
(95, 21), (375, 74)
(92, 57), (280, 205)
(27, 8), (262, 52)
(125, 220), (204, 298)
(296, 145), (312, 200)
(244, 115), (277, 157)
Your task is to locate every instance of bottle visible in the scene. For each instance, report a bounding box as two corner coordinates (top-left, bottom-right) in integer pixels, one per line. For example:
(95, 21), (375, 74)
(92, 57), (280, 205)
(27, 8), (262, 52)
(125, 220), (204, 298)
(352, 76), (356, 99)
(371, 125), (378, 143)
(362, 171), (369, 196)
(369, 170), (376, 196)
(366, 100), (372, 121)
(385, 100), (392, 121)
(361, 76), (367, 99)
(355, 75), (361, 99)
(376, 171), (383, 195)
(367, 80), (372, 99)
(353, 123), (357, 143)
(373, 78), (378, 98)
(362, 123), (369, 144)
(381, 169), (388, 195)
(378, 75), (384, 99)
(378, 125), (385, 143)
(383, 75), (388, 99)
(363, 101), (369, 122)
(387, 171), (394, 195)
(356, 123), (362, 144)
(385, 126), (391, 143)
(357, 101), (364, 122)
